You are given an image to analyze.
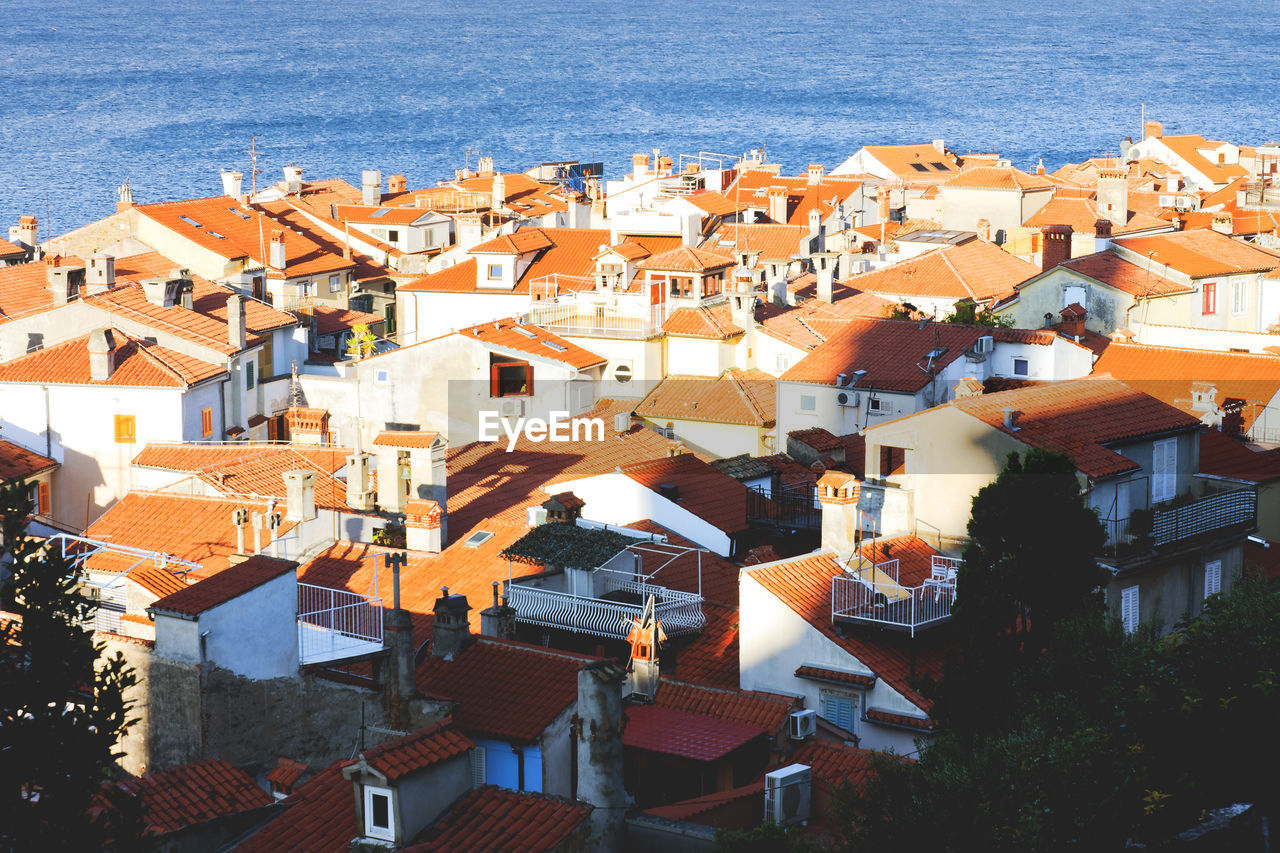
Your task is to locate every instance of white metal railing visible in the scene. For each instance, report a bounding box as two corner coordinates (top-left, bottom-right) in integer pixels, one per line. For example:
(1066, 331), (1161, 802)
(505, 580), (704, 640)
(524, 293), (674, 340)
(831, 558), (959, 637)
(1151, 489), (1256, 547)
(297, 582), (384, 665)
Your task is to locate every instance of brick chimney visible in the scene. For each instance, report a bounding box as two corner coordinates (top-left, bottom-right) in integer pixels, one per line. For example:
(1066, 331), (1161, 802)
(268, 230), (287, 270)
(1144, 120), (1163, 140)
(632, 153), (649, 178)
(387, 174), (407, 194)
(404, 498), (444, 553)
(1059, 303), (1087, 338)
(1093, 218), (1113, 253)
(767, 186), (789, 224)
(430, 587), (472, 660)
(88, 329), (117, 382)
(1040, 224), (1073, 273)
(12, 215), (38, 251)
(817, 470), (862, 563)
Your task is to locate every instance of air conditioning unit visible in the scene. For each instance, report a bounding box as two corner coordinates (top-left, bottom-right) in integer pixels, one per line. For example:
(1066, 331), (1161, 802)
(764, 764), (811, 825)
(500, 398), (525, 418)
(976, 334), (994, 354)
(836, 390), (860, 408)
(788, 709), (817, 740)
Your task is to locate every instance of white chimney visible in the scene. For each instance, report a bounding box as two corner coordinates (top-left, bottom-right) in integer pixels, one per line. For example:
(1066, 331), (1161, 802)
(361, 169), (382, 206)
(283, 470), (317, 522)
(345, 449), (374, 511)
(405, 499), (444, 553)
(492, 173), (506, 208)
(768, 187), (788, 224)
(477, 155), (494, 174)
(613, 411), (630, 434)
(88, 329), (116, 382)
(85, 254), (115, 295)
(140, 276), (178, 308)
(1002, 407), (1019, 430)
(816, 471), (861, 563)
(632, 153), (649, 178)
(932, 139), (946, 155)
(227, 293), (247, 350)
(455, 213), (483, 253)
(221, 169), (244, 198)
(816, 265), (835, 304)
(282, 164), (303, 195)
(268, 230), (286, 270)
(807, 164), (824, 185)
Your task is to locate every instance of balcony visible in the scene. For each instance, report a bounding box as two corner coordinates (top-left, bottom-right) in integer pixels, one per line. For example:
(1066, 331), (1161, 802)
(505, 575), (704, 641)
(524, 290), (674, 340)
(832, 556), (960, 637)
(297, 582), (384, 666)
(1102, 489), (1257, 562)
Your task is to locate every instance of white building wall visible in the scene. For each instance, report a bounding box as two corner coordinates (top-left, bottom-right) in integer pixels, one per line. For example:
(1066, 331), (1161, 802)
(776, 381), (916, 442)
(399, 290), (530, 345)
(199, 569), (299, 679)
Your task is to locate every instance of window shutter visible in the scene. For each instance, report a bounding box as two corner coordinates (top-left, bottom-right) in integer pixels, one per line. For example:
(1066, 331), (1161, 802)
(1152, 438), (1177, 503)
(37, 482), (49, 515)
(524, 363), (534, 397)
(470, 747), (486, 788)
(1204, 560), (1222, 597)
(489, 363), (501, 398)
(820, 693), (856, 733)
(1121, 585), (1139, 634)
(201, 407), (213, 438)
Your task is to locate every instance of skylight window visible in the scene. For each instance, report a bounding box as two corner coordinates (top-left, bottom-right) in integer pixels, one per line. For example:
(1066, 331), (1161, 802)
(464, 530), (494, 549)
(513, 326), (538, 338)
(371, 208), (391, 218)
(930, 162), (949, 170)
(926, 347), (947, 359)
(179, 215), (203, 227)
(228, 208), (251, 220)
(207, 230), (227, 240)
(909, 163), (930, 172)
(541, 340), (568, 353)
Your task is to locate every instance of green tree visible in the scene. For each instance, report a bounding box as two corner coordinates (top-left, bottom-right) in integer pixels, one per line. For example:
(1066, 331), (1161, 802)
(941, 299), (1015, 328)
(345, 323), (378, 359)
(0, 479), (144, 850)
(714, 820), (823, 853)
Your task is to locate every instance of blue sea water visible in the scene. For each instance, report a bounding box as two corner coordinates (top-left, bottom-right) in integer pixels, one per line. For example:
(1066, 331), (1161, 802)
(2, 0), (1278, 234)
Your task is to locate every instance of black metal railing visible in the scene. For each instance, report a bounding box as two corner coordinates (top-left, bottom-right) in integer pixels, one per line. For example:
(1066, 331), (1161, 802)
(747, 483), (820, 530)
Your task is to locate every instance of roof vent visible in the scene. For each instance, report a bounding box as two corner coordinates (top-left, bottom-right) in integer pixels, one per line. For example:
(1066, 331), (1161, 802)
(658, 483), (680, 502)
(1002, 407), (1019, 431)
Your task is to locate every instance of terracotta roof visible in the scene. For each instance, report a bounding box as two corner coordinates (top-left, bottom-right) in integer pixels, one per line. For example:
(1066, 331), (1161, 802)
(603, 241), (652, 261)
(0, 258), (74, 321)
(942, 166), (1053, 191)
(860, 144), (961, 181)
(312, 304), (385, 336)
(1156, 135), (1248, 186)
(662, 304), (744, 339)
(150, 555), (295, 616)
(353, 718), (474, 781)
(0, 439), (56, 482)
(256, 202), (397, 281)
(653, 679), (797, 733)
(133, 442), (348, 474)
(266, 758), (309, 789)
(795, 665), (877, 687)
(84, 492), (295, 577)
(135, 197), (354, 280)
(789, 426), (843, 452)
(415, 637), (593, 743)
(128, 565), (189, 599)
(620, 521), (738, 608)
(0, 236), (25, 258)
(117, 758), (272, 835)
(471, 228), (555, 255)
(623, 704), (764, 761)
(866, 708), (935, 731)
(235, 761), (354, 853)
(622, 454), (751, 535)
(788, 740), (879, 791)
(1093, 343), (1280, 430)
(780, 317), (984, 391)
(456, 317), (605, 369)
(847, 240), (1038, 305)
(683, 190), (750, 217)
(671, 602), (739, 689)
(402, 229), (612, 294)
(1115, 230), (1280, 278)
(637, 246), (734, 272)
(1023, 196), (1169, 235)
(757, 286), (900, 351)
(745, 538), (949, 710)
(951, 376), (1202, 479)
(399, 258), (480, 293)
(727, 171), (865, 227)
(373, 430), (442, 449)
(638, 370), (776, 427)
(331, 204), (435, 226)
(407, 786), (591, 853)
(701, 223), (812, 263)
(0, 329), (225, 389)
(643, 779), (762, 823)
(1197, 428), (1280, 483)
(1053, 250), (1191, 296)
(187, 448), (349, 511)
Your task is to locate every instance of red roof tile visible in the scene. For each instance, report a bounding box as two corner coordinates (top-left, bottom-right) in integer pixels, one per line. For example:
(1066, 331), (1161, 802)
(117, 758), (272, 835)
(372, 430), (442, 449)
(794, 665), (876, 687)
(787, 740), (880, 791)
(622, 521), (740, 607)
(653, 679), (797, 733)
(133, 443), (348, 474)
(1053, 250), (1191, 297)
(847, 240), (1037, 305)
(408, 786), (591, 853)
(401, 229), (612, 294)
(670, 603), (739, 689)
(637, 246), (734, 272)
(235, 761), (355, 853)
(353, 718), (474, 781)
(457, 317), (605, 369)
(0, 237), (25, 258)
(662, 304), (744, 339)
(865, 708), (935, 731)
(943, 166), (1053, 191)
(701, 223), (811, 263)
(0, 329), (225, 388)
(266, 758), (309, 789)
(638, 370), (776, 427)
(471, 228), (555, 255)
(128, 565), (189, 599)
(0, 439), (56, 482)
(1023, 196), (1168, 235)
(622, 454), (752, 535)
(312, 304), (385, 336)
(1115, 229), (1280, 278)
(1197, 428), (1280, 483)
(624, 704), (765, 761)
(780, 317), (984, 391)
(150, 555), (295, 616)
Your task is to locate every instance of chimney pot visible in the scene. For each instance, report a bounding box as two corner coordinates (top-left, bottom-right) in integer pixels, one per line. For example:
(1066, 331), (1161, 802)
(283, 469), (317, 522)
(1002, 407), (1018, 430)
(88, 329), (116, 381)
(1040, 224), (1073, 273)
(361, 169), (382, 206)
(227, 293), (247, 350)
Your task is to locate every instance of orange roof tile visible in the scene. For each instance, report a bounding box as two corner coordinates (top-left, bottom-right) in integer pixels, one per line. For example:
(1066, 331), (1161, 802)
(661, 303), (744, 339)
(311, 304), (384, 336)
(1156, 135), (1249, 186)
(1093, 343), (1280, 430)
(128, 565), (189, 598)
(402, 228), (612, 295)
(942, 166), (1053, 191)
(727, 171), (865, 227)
(1197, 428), (1280, 483)
(150, 555), (295, 616)
(0, 237), (25, 258)
(622, 454), (752, 535)
(637, 245), (734, 273)
(788, 739), (879, 791)
(133, 442), (348, 473)
(1053, 250), (1191, 296)
(0, 329), (224, 388)
(1023, 196), (1168, 235)
(257, 202), (397, 281)
(860, 144), (961, 182)
(683, 190), (751, 218)
(780, 317), (984, 391)
(235, 760), (354, 852)
(266, 757), (309, 789)
(638, 370), (776, 427)
(952, 376), (1202, 479)
(373, 430), (442, 449)
(331, 204), (435, 226)
(457, 317), (605, 369)
(623, 704), (764, 761)
(408, 786), (591, 853)
(622, 521), (740, 607)
(1116, 229), (1280, 278)
(471, 228), (555, 255)
(848, 240), (1038, 305)
(653, 679), (797, 734)
(0, 439), (56, 482)
(354, 718), (474, 781)
(701, 223), (811, 263)
(117, 758), (272, 835)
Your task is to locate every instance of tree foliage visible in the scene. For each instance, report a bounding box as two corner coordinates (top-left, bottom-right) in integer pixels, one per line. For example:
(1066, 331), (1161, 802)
(0, 479), (144, 850)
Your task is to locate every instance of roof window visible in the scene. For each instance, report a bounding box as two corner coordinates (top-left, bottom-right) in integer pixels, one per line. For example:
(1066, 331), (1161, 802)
(930, 162), (949, 170)
(513, 326), (538, 338)
(228, 208), (251, 220)
(179, 215), (203, 227)
(371, 208), (391, 218)
(464, 531), (494, 549)
(207, 230), (227, 240)
(541, 340), (568, 353)
(909, 163), (930, 172)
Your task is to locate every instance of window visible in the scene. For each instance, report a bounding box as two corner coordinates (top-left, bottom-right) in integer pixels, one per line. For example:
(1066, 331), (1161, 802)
(1204, 560), (1222, 597)
(328, 274), (340, 293)
(362, 785), (394, 842)
(1202, 282), (1217, 315)
(490, 360), (533, 397)
(375, 369), (390, 385)
(387, 229), (400, 243)
(1151, 437), (1177, 503)
(880, 445), (907, 476)
(820, 691), (857, 733)
(868, 397), (884, 413)
(613, 363), (633, 384)
(487, 263), (503, 280)
(1013, 357), (1029, 377)
(800, 394), (816, 412)
(1121, 585), (1140, 634)
(657, 422), (676, 439)
(113, 414), (136, 444)
(775, 354), (790, 372)
(1232, 279), (1247, 314)
(298, 280), (315, 298)
(201, 407), (213, 438)
(470, 747), (487, 787)
(909, 162), (929, 172)
(29, 482), (49, 515)
(245, 360), (256, 390)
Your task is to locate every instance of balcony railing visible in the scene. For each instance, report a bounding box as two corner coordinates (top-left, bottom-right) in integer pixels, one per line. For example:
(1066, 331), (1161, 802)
(298, 582), (384, 666)
(1103, 489), (1256, 560)
(505, 577), (704, 640)
(832, 556), (959, 637)
(524, 293), (674, 340)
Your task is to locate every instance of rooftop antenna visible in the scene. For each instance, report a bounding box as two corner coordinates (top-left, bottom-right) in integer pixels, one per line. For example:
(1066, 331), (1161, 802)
(250, 135), (267, 272)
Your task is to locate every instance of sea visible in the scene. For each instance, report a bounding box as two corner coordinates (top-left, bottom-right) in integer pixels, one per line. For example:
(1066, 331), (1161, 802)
(2, 0), (1279, 235)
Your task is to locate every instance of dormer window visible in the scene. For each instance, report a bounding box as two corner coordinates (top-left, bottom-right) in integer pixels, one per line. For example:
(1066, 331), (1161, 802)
(363, 784), (394, 841)
(487, 264), (503, 280)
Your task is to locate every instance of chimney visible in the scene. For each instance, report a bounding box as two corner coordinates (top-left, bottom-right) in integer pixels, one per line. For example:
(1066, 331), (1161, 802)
(1040, 224), (1073, 273)
(1059, 303), (1087, 338)
(976, 218), (992, 242)
(268, 229), (287, 270)
(491, 173), (506, 208)
(12, 215), (38, 251)
(381, 552), (417, 728)
(1144, 120), (1163, 140)
(404, 498), (444, 553)
(430, 587), (472, 659)
(361, 169), (382, 206)
(808, 207), (823, 240)
(345, 442), (374, 511)
(1166, 169), (1182, 192)
(657, 155), (673, 177)
(1212, 212), (1233, 235)
(222, 294), (245, 352)
(932, 139), (946, 155)
(807, 163), (824, 185)
(88, 329), (116, 382)
(877, 188), (891, 224)
(1093, 218), (1113, 253)
(816, 470), (861, 563)
(627, 597), (665, 702)
(1119, 137), (1133, 161)
(1096, 167), (1129, 226)
(767, 186), (789, 224)
(837, 250), (855, 281)
(477, 155), (494, 175)
(813, 252), (837, 304)
(116, 182), (134, 213)
(221, 169), (244, 198)
(282, 164), (303, 195)
(283, 470), (317, 522)
(454, 213), (483, 253)
(632, 153), (649, 178)
(613, 411), (630, 434)
(387, 174), (407, 194)
(46, 258), (84, 305)
(480, 581), (516, 640)
(576, 661), (630, 850)
(85, 254), (116, 295)
(1002, 407), (1019, 430)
